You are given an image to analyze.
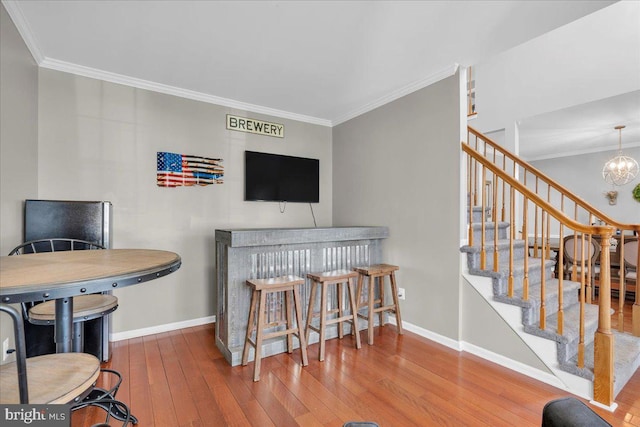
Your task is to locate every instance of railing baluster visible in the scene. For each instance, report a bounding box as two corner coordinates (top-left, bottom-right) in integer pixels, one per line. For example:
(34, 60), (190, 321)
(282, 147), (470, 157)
(481, 160), (487, 270)
(618, 233), (625, 332)
(578, 233), (586, 368)
(523, 195), (529, 301)
(468, 155), (474, 246)
(558, 222), (564, 335)
(508, 186), (515, 297)
(540, 209), (547, 330)
(493, 177), (499, 272)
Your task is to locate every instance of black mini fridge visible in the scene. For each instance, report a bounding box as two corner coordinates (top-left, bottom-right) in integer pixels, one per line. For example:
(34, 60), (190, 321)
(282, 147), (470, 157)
(23, 199), (113, 361)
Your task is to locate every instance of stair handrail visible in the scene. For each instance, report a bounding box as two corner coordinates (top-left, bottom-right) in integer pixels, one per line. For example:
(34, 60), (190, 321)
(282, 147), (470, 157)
(462, 144), (616, 237)
(467, 126), (640, 233)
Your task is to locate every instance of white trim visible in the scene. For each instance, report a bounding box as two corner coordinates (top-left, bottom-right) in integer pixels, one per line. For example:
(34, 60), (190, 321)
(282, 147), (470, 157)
(387, 317), (462, 351)
(2, 0), (44, 63)
(332, 63), (460, 126)
(109, 315), (215, 341)
(3, 0), (457, 129)
(37, 57), (333, 128)
(589, 399), (618, 413)
(461, 341), (566, 390)
(389, 316), (593, 400)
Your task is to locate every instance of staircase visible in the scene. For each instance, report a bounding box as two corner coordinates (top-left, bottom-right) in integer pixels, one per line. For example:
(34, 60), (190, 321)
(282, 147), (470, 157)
(461, 126), (640, 408)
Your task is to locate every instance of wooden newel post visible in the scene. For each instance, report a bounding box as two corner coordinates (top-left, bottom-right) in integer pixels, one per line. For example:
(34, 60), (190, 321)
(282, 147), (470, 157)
(593, 230), (614, 407)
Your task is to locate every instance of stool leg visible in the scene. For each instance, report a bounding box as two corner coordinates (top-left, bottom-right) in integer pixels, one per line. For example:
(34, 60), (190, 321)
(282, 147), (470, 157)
(319, 282), (328, 361)
(252, 290), (268, 381)
(390, 271), (403, 335)
(292, 285), (309, 367)
(285, 289), (293, 354)
(378, 275), (385, 328)
(367, 275), (375, 345)
(305, 281), (318, 345)
(242, 289), (259, 367)
(347, 277), (362, 349)
(337, 281), (345, 339)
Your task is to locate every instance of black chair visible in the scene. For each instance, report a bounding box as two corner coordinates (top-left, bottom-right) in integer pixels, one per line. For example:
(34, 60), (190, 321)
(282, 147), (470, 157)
(541, 397), (611, 426)
(0, 303), (132, 425)
(8, 238), (118, 354)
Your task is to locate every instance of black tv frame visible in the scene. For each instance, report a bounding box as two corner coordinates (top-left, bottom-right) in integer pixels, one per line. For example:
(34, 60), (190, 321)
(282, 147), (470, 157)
(244, 151), (319, 203)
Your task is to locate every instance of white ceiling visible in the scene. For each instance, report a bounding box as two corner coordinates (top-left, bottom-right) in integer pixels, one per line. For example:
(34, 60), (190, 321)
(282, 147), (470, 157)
(519, 91), (640, 161)
(3, 0), (616, 127)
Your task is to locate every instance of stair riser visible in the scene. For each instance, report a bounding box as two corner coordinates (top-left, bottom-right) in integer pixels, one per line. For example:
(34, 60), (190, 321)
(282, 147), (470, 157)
(557, 317), (599, 364)
(521, 288), (580, 327)
(465, 246), (526, 272)
(471, 226), (509, 244)
(469, 206), (491, 223)
(492, 264), (554, 296)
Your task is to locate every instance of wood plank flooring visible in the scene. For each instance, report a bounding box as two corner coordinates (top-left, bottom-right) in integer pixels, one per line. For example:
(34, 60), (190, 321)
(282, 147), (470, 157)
(73, 321), (640, 426)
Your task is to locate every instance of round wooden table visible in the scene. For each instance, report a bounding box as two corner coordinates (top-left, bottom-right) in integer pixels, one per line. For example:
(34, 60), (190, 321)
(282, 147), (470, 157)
(0, 249), (181, 353)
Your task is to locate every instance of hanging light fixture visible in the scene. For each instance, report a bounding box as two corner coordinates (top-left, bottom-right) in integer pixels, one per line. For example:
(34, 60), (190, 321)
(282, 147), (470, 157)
(602, 125), (639, 186)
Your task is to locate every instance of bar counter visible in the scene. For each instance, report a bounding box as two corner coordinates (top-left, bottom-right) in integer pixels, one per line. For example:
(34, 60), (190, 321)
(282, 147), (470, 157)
(214, 226), (389, 366)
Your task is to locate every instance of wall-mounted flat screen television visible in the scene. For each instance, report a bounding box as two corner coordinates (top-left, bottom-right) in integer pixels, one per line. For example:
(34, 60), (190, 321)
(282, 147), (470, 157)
(245, 151), (319, 203)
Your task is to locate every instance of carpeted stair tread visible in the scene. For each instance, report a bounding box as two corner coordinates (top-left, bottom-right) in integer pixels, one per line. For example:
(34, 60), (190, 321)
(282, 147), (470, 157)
(564, 331), (640, 395)
(495, 278), (583, 327)
(524, 302), (599, 345)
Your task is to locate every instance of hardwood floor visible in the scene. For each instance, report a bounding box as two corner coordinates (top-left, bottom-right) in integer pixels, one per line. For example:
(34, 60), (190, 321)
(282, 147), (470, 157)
(73, 323), (640, 427)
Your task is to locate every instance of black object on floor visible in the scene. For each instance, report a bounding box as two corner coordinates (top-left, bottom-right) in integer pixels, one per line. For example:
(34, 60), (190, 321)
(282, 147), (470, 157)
(541, 397), (611, 426)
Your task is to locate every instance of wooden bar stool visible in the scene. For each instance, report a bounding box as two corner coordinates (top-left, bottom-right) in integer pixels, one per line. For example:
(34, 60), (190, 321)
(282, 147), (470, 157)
(353, 264), (403, 345)
(241, 275), (309, 381)
(305, 269), (362, 361)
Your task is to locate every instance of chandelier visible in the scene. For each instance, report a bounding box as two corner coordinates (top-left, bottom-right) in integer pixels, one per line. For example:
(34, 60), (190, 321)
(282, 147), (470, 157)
(602, 125), (638, 186)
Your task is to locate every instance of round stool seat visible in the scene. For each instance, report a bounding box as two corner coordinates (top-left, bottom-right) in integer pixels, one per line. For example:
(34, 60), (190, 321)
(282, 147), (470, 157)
(0, 352), (100, 404)
(28, 294), (118, 324)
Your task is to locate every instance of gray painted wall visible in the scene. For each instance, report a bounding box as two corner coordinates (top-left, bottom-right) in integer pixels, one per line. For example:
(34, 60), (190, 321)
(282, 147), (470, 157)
(34, 69), (332, 334)
(1, 5), (38, 256)
(531, 148), (640, 225)
(462, 278), (550, 372)
(332, 74), (462, 339)
(0, 4), (38, 362)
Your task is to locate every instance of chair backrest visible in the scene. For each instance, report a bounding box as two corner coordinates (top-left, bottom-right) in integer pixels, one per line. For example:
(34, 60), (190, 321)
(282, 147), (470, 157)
(8, 238), (105, 255)
(620, 237), (638, 269)
(563, 234), (601, 265)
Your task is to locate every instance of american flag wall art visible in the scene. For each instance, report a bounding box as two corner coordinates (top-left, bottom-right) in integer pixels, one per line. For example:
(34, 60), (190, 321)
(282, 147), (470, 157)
(157, 152), (224, 187)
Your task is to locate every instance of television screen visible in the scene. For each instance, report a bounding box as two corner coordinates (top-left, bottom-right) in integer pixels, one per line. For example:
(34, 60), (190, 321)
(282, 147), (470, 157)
(245, 151), (319, 203)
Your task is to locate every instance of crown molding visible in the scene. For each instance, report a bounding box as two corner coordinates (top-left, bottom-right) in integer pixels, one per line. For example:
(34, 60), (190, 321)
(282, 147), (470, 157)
(39, 57), (333, 127)
(5, 0), (458, 129)
(331, 63), (459, 126)
(2, 0), (44, 63)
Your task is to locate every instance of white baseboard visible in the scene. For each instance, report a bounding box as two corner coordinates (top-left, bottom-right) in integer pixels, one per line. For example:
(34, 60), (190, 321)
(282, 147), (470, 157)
(388, 317), (462, 351)
(461, 341), (567, 390)
(110, 315), (216, 341)
(388, 317), (577, 395)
